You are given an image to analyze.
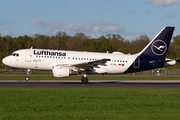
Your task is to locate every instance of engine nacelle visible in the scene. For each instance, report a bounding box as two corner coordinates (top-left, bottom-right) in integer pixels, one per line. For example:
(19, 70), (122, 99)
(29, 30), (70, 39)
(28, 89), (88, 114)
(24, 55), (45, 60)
(52, 66), (70, 78)
(52, 66), (78, 78)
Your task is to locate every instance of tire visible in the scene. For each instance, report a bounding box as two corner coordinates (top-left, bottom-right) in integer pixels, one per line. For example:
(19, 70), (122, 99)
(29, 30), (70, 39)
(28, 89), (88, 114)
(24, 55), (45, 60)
(25, 76), (29, 81)
(81, 77), (88, 84)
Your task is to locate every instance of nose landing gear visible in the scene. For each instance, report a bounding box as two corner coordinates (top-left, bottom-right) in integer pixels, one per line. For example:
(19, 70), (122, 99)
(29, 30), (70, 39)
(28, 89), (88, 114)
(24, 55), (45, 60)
(25, 76), (30, 81)
(25, 69), (31, 81)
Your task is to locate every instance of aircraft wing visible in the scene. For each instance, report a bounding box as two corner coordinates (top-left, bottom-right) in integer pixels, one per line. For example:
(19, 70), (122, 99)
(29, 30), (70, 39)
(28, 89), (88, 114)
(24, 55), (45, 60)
(70, 58), (110, 71)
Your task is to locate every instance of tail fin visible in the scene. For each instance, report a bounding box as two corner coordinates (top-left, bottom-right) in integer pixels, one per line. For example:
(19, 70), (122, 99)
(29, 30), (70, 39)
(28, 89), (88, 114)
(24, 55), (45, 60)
(137, 26), (175, 59)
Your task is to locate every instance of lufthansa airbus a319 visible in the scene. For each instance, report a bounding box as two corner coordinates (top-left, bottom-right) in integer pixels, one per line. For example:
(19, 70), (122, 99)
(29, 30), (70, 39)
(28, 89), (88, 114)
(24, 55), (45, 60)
(2, 26), (176, 83)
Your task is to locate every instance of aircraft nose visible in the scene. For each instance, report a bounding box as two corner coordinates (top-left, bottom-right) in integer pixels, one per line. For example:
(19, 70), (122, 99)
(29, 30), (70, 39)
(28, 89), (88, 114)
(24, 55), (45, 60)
(2, 57), (9, 66)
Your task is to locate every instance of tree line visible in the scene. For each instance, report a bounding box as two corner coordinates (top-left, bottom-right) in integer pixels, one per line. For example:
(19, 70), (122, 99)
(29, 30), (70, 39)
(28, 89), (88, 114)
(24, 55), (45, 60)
(0, 31), (180, 68)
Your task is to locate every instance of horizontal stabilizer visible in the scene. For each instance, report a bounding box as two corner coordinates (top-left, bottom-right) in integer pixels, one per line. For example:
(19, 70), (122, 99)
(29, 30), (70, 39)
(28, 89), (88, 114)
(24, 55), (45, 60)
(176, 58), (180, 63)
(150, 58), (176, 67)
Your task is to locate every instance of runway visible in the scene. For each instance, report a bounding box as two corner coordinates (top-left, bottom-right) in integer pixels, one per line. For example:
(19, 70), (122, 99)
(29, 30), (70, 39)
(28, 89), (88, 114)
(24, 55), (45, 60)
(1, 80), (180, 88)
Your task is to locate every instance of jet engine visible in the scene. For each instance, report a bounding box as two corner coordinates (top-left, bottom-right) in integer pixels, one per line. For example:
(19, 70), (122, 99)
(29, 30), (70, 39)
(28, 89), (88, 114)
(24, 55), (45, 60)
(52, 66), (78, 78)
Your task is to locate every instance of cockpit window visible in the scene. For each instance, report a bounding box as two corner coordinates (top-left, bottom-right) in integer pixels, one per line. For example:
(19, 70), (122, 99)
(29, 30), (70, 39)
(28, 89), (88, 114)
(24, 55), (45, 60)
(10, 53), (19, 57)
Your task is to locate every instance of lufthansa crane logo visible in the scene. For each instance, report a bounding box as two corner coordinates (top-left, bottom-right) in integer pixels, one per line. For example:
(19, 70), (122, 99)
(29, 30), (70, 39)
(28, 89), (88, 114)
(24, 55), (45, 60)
(151, 40), (167, 56)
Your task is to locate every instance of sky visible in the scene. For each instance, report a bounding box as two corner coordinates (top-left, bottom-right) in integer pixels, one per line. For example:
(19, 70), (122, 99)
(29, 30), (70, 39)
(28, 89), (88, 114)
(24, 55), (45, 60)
(0, 0), (180, 40)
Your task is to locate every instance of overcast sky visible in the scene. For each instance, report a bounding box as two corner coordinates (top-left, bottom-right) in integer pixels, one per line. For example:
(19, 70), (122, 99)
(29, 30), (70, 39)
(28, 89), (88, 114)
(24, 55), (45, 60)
(0, 0), (180, 40)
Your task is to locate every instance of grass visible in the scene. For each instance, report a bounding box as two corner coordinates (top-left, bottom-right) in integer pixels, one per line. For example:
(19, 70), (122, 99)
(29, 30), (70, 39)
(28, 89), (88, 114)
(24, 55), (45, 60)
(0, 88), (180, 120)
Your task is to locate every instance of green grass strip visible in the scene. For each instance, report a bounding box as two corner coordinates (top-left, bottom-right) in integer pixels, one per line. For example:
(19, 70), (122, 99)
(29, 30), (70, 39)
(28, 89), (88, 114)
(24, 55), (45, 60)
(0, 88), (180, 120)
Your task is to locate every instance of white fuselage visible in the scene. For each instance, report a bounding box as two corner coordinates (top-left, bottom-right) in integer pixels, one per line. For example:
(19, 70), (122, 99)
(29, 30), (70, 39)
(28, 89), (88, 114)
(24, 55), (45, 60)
(3, 49), (138, 74)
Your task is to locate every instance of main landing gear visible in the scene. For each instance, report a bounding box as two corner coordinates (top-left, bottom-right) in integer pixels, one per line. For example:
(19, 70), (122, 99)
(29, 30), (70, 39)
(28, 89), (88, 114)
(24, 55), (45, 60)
(81, 77), (89, 84)
(81, 73), (89, 84)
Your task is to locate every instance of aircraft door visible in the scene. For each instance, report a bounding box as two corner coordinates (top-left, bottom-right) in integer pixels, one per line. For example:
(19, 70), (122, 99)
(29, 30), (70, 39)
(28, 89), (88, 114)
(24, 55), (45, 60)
(25, 50), (32, 62)
(134, 57), (140, 68)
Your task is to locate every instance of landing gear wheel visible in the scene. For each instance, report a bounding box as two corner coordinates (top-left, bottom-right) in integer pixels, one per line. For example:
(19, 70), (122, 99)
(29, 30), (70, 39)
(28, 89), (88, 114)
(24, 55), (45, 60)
(25, 76), (29, 81)
(81, 77), (89, 84)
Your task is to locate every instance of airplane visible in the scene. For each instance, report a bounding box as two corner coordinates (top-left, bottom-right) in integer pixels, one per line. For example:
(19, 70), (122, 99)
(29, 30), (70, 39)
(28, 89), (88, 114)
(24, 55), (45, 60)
(2, 26), (176, 83)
